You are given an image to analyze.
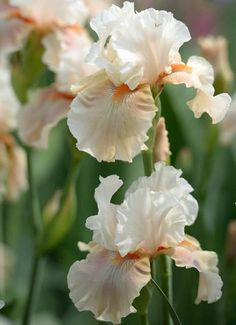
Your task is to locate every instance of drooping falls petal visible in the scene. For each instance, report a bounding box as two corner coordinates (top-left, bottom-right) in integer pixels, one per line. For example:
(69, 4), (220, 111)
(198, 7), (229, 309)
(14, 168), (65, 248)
(168, 236), (223, 304)
(125, 162), (198, 226)
(162, 56), (231, 123)
(86, 175), (123, 250)
(68, 249), (151, 324)
(67, 71), (157, 162)
(116, 189), (186, 257)
(18, 87), (71, 149)
(187, 89), (231, 124)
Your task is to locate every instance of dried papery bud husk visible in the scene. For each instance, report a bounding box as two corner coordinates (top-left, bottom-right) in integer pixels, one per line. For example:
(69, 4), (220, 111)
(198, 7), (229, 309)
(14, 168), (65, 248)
(0, 134), (27, 201)
(153, 117), (171, 163)
(226, 220), (236, 266)
(198, 36), (234, 93)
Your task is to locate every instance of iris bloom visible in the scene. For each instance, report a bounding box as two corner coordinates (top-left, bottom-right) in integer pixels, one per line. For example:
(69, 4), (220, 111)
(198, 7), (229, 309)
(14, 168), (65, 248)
(18, 27), (97, 148)
(68, 163), (222, 324)
(0, 56), (27, 200)
(67, 2), (231, 162)
(0, 0), (88, 55)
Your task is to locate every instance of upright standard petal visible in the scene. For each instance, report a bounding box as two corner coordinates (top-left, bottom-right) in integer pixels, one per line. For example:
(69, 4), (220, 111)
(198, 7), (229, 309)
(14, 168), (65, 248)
(18, 87), (71, 149)
(125, 162), (198, 226)
(67, 71), (157, 162)
(168, 236), (223, 304)
(86, 175), (123, 250)
(88, 4), (191, 89)
(68, 249), (151, 324)
(116, 189), (186, 257)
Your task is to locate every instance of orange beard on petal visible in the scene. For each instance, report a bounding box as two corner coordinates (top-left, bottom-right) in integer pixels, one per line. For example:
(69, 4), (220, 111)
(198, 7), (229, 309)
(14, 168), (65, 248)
(157, 63), (192, 85)
(112, 84), (132, 102)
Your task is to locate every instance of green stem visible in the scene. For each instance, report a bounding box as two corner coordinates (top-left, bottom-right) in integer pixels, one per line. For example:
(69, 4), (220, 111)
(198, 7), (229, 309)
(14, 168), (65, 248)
(159, 255), (173, 325)
(140, 313), (149, 325)
(21, 148), (42, 325)
(21, 253), (41, 325)
(142, 92), (174, 325)
(0, 202), (3, 243)
(0, 201), (8, 244)
(151, 278), (181, 325)
(26, 148), (42, 234)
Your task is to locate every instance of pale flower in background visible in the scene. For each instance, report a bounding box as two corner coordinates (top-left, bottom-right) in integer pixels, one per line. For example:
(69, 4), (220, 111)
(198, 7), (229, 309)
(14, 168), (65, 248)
(84, 0), (116, 17)
(0, 0), (88, 55)
(220, 93), (236, 145)
(68, 163), (222, 324)
(0, 56), (27, 201)
(198, 35), (234, 92)
(42, 28), (96, 94)
(226, 219), (236, 265)
(18, 27), (97, 149)
(68, 2), (231, 162)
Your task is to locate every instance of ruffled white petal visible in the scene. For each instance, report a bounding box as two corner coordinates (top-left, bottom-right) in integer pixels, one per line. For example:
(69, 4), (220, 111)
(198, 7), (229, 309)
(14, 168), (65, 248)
(195, 271), (223, 304)
(0, 18), (31, 54)
(42, 29), (97, 93)
(86, 175), (123, 250)
(110, 10), (191, 89)
(125, 162), (198, 226)
(187, 90), (231, 124)
(169, 236), (223, 304)
(67, 71), (157, 162)
(95, 175), (123, 211)
(18, 87), (70, 149)
(88, 3), (190, 89)
(116, 189), (186, 257)
(68, 249), (151, 324)
(10, 0), (89, 26)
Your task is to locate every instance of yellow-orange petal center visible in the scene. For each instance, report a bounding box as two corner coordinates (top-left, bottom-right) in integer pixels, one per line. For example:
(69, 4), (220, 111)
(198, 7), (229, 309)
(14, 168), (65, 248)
(112, 84), (132, 102)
